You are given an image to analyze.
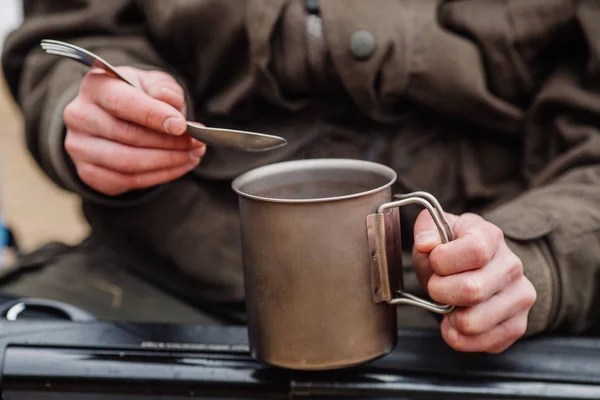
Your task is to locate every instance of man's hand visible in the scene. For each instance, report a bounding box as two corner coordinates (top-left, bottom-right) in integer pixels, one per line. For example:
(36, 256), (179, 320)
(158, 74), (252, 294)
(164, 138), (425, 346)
(412, 211), (537, 353)
(63, 66), (205, 196)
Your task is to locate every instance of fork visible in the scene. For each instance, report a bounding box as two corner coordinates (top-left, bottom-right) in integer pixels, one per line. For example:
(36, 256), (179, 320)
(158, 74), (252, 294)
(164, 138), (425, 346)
(39, 39), (288, 152)
(41, 39), (136, 87)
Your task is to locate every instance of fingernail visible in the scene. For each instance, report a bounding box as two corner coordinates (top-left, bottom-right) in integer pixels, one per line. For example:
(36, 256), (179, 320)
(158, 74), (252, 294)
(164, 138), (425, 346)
(416, 230), (438, 246)
(164, 117), (186, 135)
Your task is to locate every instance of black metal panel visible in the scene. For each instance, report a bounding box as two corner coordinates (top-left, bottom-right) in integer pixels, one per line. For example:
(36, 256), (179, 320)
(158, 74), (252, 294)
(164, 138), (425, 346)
(0, 321), (599, 399)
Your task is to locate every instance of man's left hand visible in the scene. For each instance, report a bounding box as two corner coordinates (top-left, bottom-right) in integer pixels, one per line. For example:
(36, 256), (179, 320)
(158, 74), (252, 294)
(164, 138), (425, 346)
(412, 211), (537, 353)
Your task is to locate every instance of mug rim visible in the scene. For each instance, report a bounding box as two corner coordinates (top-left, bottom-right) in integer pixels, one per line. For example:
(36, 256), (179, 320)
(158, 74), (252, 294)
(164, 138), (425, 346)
(231, 158), (397, 204)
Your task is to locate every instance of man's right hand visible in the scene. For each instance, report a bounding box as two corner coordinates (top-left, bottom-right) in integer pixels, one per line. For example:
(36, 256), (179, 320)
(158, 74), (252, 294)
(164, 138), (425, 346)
(63, 66), (205, 196)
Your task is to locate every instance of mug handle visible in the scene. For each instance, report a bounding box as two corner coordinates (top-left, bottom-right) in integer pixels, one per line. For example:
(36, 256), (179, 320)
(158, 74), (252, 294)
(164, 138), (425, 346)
(366, 191), (455, 315)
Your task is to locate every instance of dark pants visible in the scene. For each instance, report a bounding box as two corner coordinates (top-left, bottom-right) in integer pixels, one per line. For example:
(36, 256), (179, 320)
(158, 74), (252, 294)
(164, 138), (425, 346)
(0, 235), (438, 329)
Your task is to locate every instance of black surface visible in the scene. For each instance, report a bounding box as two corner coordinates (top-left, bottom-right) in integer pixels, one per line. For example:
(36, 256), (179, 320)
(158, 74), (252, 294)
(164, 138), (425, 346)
(0, 319), (599, 399)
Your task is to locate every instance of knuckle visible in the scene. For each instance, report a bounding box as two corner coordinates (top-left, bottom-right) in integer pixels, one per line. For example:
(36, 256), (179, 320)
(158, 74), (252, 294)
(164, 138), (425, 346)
(506, 254), (524, 282)
(63, 101), (78, 124)
(464, 276), (484, 304)
(519, 278), (538, 309)
(64, 134), (75, 156)
(491, 224), (505, 243)
(75, 163), (98, 188)
(64, 133), (82, 158)
(144, 106), (160, 128)
(63, 99), (86, 128)
(469, 233), (492, 268)
(74, 162), (91, 180)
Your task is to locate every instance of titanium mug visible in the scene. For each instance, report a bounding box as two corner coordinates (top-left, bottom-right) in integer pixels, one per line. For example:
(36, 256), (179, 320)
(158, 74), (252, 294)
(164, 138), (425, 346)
(232, 159), (456, 370)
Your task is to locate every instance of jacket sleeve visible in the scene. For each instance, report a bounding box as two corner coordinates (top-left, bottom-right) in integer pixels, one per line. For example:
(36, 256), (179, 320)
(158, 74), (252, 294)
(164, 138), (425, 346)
(1, 0), (192, 206)
(480, 1), (600, 336)
(316, 0), (600, 336)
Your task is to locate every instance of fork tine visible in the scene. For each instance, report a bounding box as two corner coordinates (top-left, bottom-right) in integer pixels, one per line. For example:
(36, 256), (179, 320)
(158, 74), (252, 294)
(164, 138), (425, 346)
(41, 40), (86, 55)
(41, 43), (76, 52)
(43, 49), (85, 62)
(40, 39), (136, 87)
(41, 40), (100, 64)
(41, 39), (75, 47)
(41, 47), (77, 56)
(41, 39), (85, 53)
(41, 46), (76, 54)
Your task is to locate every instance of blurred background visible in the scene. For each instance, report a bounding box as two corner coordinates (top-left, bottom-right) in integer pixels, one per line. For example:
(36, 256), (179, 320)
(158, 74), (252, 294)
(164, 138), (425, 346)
(0, 0), (88, 252)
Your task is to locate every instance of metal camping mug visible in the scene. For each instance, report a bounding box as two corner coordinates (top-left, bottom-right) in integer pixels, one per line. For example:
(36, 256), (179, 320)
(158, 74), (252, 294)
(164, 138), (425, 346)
(232, 159), (456, 370)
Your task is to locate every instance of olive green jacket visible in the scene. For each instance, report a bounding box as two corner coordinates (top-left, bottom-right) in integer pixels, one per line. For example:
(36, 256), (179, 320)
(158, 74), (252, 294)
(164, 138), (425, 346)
(3, 0), (600, 335)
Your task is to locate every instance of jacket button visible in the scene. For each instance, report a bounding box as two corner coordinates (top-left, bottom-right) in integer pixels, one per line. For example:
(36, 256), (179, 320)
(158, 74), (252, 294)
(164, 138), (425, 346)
(349, 30), (376, 60)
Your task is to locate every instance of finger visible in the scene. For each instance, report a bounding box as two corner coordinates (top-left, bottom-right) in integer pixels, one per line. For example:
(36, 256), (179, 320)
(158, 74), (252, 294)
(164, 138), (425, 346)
(64, 102), (203, 150)
(412, 245), (434, 289)
(103, 67), (187, 114)
(441, 311), (528, 353)
(430, 214), (504, 276)
(65, 131), (205, 174)
(148, 86), (186, 114)
(447, 275), (536, 336)
(413, 209), (459, 253)
(138, 70), (186, 113)
(82, 72), (187, 135)
(428, 243), (523, 306)
(75, 161), (198, 196)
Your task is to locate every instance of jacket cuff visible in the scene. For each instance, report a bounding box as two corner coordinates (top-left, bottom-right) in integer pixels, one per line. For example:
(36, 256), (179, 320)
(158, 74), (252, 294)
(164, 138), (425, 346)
(38, 82), (166, 207)
(483, 202), (560, 337)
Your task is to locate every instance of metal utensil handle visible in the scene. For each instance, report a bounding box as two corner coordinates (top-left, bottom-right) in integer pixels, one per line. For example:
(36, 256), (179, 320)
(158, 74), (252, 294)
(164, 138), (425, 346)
(90, 58), (137, 87)
(377, 192), (455, 315)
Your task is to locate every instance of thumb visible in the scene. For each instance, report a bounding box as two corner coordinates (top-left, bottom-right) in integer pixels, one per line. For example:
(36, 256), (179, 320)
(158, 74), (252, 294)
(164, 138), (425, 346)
(412, 209), (457, 290)
(413, 209), (458, 254)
